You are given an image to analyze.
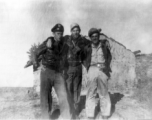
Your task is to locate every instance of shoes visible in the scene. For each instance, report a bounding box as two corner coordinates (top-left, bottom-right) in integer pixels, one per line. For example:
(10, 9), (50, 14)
(96, 114), (109, 120)
(102, 116), (109, 120)
(87, 117), (94, 120)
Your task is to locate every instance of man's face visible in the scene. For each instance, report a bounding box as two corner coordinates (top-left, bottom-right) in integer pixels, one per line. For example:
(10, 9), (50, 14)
(53, 31), (63, 41)
(71, 27), (80, 39)
(90, 33), (99, 45)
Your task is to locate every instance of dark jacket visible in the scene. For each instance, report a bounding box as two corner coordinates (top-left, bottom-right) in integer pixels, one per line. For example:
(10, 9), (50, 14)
(35, 37), (65, 71)
(62, 35), (90, 69)
(83, 39), (112, 77)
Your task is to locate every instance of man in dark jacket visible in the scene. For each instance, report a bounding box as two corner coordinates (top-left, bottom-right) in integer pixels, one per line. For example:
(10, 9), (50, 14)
(34, 24), (72, 119)
(63, 23), (90, 115)
(84, 28), (112, 120)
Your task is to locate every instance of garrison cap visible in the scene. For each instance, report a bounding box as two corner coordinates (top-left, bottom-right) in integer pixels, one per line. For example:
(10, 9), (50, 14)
(70, 23), (81, 31)
(88, 28), (102, 37)
(51, 23), (64, 32)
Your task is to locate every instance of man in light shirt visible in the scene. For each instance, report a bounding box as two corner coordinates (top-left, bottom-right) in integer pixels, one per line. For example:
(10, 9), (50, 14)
(84, 28), (112, 120)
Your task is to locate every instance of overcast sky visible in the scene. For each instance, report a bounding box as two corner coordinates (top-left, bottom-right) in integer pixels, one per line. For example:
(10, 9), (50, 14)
(0, 0), (152, 87)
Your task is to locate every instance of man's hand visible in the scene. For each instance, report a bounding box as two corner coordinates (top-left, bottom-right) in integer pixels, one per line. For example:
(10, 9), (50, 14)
(98, 64), (105, 71)
(72, 46), (80, 54)
(67, 41), (74, 49)
(33, 61), (38, 68)
(46, 39), (52, 48)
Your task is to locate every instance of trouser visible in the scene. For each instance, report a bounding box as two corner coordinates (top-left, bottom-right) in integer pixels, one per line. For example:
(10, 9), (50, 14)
(66, 65), (82, 114)
(86, 66), (111, 118)
(40, 65), (72, 119)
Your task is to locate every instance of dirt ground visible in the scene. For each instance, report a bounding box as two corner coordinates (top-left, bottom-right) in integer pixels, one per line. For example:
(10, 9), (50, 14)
(0, 87), (151, 120)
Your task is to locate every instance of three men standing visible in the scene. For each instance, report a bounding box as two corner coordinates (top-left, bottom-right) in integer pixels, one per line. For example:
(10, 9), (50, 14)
(33, 23), (112, 119)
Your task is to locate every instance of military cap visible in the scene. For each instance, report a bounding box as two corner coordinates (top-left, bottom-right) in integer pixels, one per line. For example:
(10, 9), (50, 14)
(51, 23), (64, 32)
(88, 28), (102, 37)
(70, 23), (81, 31)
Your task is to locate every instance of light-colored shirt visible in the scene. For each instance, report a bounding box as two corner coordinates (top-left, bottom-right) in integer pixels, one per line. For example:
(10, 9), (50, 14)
(91, 42), (105, 65)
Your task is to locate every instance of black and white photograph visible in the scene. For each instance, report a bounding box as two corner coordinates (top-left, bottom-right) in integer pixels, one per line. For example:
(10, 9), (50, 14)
(0, 0), (152, 119)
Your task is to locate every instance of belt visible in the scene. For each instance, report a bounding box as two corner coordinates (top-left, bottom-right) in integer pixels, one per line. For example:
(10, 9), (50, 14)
(42, 61), (60, 70)
(90, 63), (105, 69)
(43, 65), (62, 72)
(68, 61), (81, 67)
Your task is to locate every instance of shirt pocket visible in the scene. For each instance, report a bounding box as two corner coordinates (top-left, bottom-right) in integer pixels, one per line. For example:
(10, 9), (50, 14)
(97, 49), (105, 63)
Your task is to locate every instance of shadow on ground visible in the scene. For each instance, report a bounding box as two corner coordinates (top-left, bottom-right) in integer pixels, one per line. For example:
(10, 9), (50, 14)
(109, 93), (124, 117)
(50, 93), (124, 119)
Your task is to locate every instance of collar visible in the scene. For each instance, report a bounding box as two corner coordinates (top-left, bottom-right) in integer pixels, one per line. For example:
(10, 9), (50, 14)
(54, 37), (60, 42)
(71, 35), (81, 41)
(92, 41), (102, 49)
(54, 36), (64, 43)
(71, 35), (81, 46)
